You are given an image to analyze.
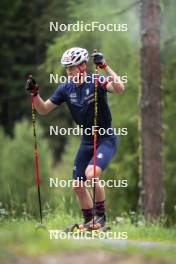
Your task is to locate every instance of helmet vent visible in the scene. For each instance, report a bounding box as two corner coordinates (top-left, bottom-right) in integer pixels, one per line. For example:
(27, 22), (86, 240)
(75, 55), (81, 62)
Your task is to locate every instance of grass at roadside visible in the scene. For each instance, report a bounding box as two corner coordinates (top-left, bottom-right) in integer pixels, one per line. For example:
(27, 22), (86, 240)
(0, 212), (176, 263)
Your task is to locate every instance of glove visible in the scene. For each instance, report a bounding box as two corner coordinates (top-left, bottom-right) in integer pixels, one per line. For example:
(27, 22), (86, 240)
(91, 49), (107, 69)
(25, 75), (39, 96)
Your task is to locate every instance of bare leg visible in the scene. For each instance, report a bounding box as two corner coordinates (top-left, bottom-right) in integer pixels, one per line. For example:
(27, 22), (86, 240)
(72, 181), (93, 209)
(85, 165), (105, 202)
(95, 181), (105, 202)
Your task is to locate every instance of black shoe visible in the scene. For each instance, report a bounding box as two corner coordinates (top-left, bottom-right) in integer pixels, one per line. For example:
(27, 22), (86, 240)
(94, 214), (106, 227)
(84, 214), (106, 230)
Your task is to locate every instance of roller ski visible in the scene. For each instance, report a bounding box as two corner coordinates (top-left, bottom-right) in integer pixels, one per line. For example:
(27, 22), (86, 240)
(85, 215), (111, 234)
(65, 215), (111, 234)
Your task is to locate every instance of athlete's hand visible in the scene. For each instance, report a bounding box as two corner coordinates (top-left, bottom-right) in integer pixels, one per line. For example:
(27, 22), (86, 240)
(25, 75), (39, 96)
(91, 49), (107, 69)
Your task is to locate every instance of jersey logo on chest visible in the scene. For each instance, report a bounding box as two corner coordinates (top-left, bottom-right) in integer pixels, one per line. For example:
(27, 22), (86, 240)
(70, 93), (77, 98)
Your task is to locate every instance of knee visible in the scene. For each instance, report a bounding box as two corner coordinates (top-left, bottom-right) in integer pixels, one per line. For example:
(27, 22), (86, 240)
(85, 167), (94, 180)
(85, 166), (102, 180)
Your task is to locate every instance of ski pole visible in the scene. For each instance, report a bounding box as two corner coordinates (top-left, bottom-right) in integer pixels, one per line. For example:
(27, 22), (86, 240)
(31, 94), (43, 225)
(93, 63), (99, 229)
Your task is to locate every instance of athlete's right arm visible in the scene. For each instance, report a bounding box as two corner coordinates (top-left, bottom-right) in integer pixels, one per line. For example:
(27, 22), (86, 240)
(25, 75), (57, 115)
(34, 94), (56, 115)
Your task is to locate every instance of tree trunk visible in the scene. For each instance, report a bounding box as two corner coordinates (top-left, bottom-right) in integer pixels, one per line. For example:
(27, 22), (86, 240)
(140, 0), (163, 219)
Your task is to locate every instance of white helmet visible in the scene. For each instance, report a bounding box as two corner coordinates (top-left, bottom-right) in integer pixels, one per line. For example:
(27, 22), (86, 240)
(61, 47), (89, 67)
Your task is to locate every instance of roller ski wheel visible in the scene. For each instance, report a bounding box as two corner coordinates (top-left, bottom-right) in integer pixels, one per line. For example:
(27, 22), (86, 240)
(86, 224), (111, 233)
(65, 224), (79, 233)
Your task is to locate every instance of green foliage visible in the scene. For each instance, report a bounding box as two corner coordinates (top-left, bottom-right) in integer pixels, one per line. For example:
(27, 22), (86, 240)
(0, 0), (176, 223)
(49, 136), (81, 216)
(0, 120), (53, 217)
(162, 42), (176, 222)
(159, 0), (176, 223)
(0, 213), (176, 263)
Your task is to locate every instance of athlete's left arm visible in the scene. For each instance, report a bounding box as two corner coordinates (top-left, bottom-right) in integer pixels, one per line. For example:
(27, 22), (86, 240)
(103, 65), (125, 93)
